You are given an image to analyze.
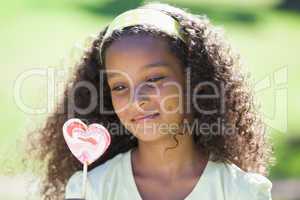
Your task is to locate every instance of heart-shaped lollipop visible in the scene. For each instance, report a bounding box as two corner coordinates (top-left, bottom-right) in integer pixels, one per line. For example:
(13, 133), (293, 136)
(63, 118), (111, 165)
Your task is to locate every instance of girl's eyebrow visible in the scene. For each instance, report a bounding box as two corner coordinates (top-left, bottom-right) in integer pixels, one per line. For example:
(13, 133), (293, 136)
(106, 61), (171, 79)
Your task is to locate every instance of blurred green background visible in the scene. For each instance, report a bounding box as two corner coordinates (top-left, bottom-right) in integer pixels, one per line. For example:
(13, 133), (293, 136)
(0, 0), (299, 199)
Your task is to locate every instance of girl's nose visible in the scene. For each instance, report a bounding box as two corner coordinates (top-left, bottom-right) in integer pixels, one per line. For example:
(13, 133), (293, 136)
(133, 93), (149, 109)
(133, 87), (150, 111)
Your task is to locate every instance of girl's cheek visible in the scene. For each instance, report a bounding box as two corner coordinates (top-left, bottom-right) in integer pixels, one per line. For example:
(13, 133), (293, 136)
(158, 81), (184, 113)
(111, 94), (130, 114)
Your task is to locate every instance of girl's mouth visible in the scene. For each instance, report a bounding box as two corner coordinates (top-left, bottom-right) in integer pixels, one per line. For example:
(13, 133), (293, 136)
(131, 112), (160, 123)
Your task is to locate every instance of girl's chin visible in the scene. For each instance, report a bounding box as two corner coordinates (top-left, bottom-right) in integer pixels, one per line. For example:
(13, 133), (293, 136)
(134, 131), (171, 142)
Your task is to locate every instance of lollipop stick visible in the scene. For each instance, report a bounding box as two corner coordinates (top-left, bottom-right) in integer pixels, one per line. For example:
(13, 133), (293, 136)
(81, 162), (88, 199)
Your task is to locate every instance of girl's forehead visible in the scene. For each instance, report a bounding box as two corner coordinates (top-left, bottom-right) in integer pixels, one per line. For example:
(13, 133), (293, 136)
(103, 35), (183, 80)
(105, 35), (168, 56)
(104, 35), (176, 70)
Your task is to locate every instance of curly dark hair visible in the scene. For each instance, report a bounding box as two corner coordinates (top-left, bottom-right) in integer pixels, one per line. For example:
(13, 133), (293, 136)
(24, 2), (274, 200)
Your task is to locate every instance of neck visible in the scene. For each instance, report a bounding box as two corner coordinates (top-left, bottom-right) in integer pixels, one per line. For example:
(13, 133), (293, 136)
(131, 134), (208, 182)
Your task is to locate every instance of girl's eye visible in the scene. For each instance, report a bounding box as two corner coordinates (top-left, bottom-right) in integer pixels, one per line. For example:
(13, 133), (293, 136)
(146, 76), (166, 83)
(112, 85), (127, 91)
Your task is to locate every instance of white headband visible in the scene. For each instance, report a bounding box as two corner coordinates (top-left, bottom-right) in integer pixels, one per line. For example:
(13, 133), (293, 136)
(99, 8), (186, 64)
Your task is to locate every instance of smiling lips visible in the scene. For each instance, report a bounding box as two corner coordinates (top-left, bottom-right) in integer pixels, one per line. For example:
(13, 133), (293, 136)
(131, 112), (160, 122)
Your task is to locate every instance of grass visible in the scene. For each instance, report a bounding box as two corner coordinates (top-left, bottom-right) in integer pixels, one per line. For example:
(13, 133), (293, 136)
(0, 0), (299, 179)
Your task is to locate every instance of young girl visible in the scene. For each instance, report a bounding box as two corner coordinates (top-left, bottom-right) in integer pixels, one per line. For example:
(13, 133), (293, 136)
(26, 2), (274, 200)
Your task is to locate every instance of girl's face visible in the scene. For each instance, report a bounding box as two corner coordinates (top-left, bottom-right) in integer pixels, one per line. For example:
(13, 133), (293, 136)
(105, 35), (190, 142)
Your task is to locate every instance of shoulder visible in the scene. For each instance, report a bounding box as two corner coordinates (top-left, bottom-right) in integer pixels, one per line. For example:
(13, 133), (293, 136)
(87, 150), (128, 187)
(65, 150), (130, 199)
(214, 161), (272, 200)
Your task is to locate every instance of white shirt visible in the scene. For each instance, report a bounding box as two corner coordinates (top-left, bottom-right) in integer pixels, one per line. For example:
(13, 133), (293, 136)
(65, 149), (272, 200)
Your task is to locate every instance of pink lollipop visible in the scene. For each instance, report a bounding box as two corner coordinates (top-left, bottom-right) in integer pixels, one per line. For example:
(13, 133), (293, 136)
(63, 118), (111, 198)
